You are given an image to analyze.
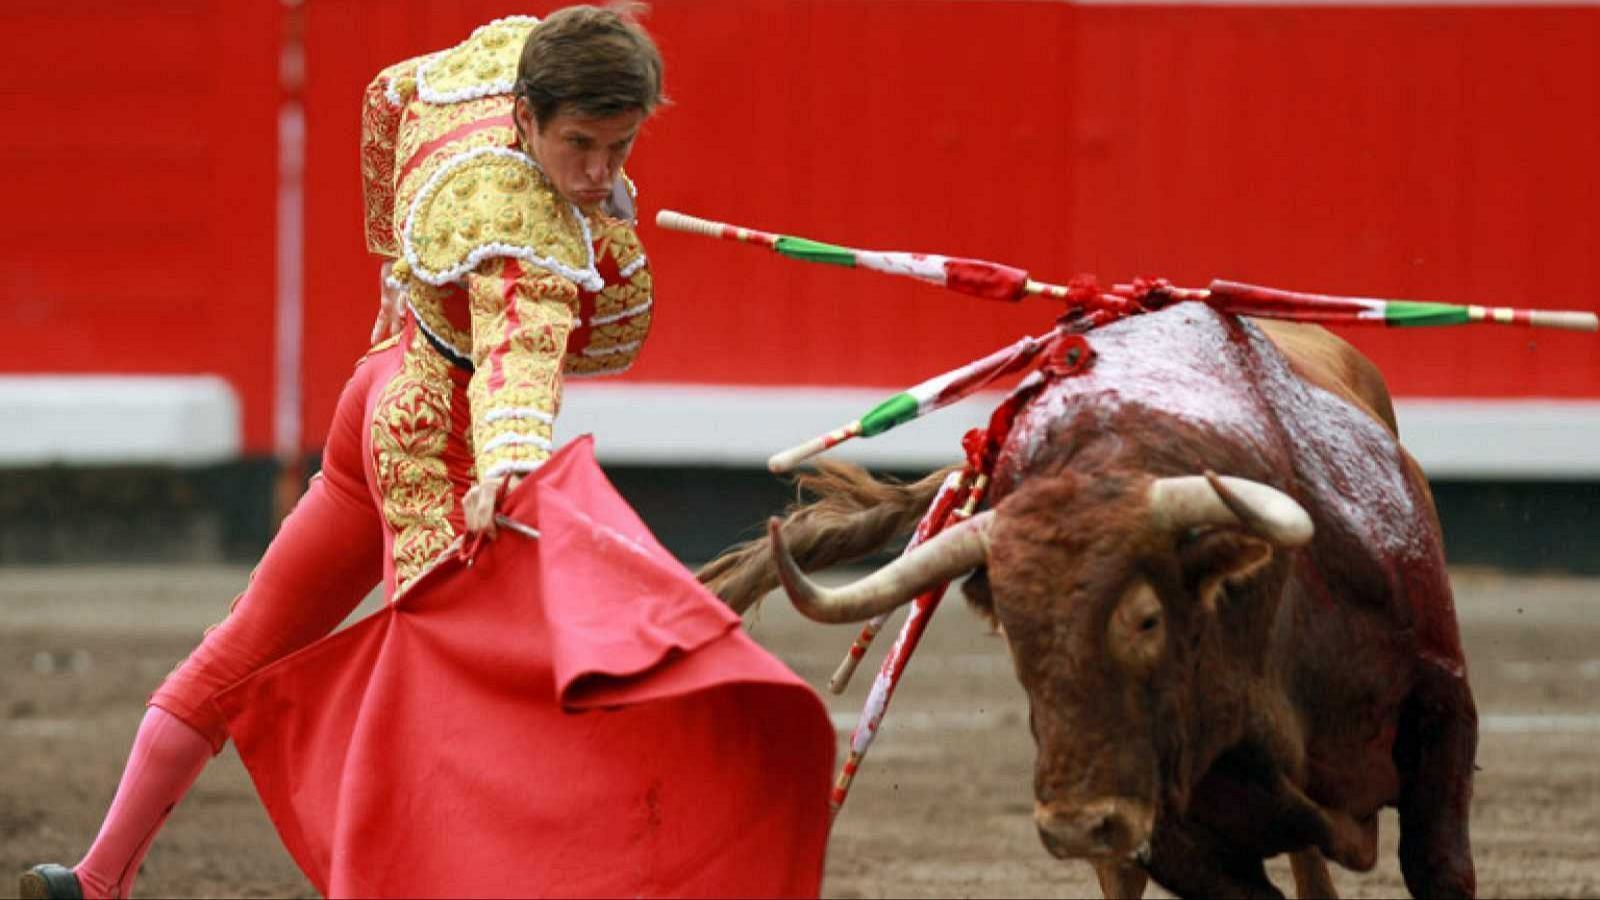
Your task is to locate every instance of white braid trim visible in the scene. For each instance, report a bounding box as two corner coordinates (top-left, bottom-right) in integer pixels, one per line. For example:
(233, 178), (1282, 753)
(485, 458), (547, 481)
(384, 75), (407, 108)
(383, 54), (438, 107)
(588, 299), (652, 326)
(415, 17), (537, 105)
(618, 254), (648, 279)
(581, 340), (642, 358)
(406, 300), (471, 362)
(401, 147), (602, 291)
(483, 406), (555, 425)
(482, 432), (555, 454)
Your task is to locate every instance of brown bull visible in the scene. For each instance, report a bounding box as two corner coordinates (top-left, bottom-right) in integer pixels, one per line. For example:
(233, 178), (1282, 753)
(703, 302), (1476, 899)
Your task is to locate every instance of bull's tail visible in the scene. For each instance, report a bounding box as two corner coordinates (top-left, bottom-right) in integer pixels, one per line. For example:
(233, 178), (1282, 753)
(697, 461), (962, 613)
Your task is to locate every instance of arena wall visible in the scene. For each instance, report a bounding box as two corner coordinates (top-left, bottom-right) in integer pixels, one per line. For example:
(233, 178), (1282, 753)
(0, 1), (1594, 566)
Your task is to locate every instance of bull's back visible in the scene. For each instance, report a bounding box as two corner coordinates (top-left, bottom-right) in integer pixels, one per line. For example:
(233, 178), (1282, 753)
(1253, 319), (1398, 435)
(999, 303), (1467, 822)
(999, 302), (1464, 676)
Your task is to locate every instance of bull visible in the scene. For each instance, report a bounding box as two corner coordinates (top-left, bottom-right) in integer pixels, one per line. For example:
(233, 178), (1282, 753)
(700, 302), (1477, 899)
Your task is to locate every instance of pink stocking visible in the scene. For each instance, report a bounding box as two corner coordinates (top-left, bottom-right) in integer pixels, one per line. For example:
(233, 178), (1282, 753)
(72, 706), (213, 900)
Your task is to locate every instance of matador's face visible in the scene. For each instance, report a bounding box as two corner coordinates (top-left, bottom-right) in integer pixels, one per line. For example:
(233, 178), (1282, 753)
(516, 98), (646, 212)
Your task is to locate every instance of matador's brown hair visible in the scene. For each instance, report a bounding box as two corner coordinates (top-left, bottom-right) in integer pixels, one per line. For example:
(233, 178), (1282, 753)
(517, 3), (665, 128)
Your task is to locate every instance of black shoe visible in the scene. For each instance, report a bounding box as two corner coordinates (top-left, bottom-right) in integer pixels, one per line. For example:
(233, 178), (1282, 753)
(19, 865), (83, 900)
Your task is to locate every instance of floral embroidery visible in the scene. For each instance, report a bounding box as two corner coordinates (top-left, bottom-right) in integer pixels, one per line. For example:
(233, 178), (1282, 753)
(371, 330), (457, 589)
(404, 147), (599, 290)
(468, 259), (576, 479)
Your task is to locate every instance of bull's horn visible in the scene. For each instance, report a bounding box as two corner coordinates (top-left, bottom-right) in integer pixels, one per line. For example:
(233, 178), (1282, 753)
(768, 511), (993, 624)
(1147, 473), (1313, 547)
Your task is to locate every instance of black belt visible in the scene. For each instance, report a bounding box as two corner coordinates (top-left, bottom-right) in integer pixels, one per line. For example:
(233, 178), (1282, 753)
(415, 317), (475, 373)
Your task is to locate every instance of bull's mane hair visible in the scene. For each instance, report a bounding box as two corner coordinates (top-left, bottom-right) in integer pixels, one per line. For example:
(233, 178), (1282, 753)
(696, 461), (961, 613)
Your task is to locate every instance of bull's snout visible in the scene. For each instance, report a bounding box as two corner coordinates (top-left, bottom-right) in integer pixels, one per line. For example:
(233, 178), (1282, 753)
(1034, 799), (1154, 860)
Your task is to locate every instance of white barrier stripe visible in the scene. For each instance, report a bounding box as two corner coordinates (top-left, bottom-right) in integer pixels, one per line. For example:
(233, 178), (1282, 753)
(549, 385), (1600, 475)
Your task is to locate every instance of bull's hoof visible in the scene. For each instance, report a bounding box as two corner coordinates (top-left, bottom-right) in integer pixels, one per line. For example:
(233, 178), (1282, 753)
(19, 865), (83, 900)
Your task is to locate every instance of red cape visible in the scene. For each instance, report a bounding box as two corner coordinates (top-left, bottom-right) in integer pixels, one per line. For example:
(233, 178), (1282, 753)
(216, 438), (835, 898)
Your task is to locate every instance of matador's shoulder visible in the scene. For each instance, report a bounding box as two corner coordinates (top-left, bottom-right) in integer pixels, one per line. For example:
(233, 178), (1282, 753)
(402, 150), (603, 292)
(413, 15), (538, 105)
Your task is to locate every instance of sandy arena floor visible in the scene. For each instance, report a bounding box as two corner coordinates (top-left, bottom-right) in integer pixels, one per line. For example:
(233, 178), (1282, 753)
(1, 565), (1597, 898)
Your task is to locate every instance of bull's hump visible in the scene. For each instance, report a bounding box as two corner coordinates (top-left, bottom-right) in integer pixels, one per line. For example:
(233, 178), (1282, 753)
(1006, 304), (1288, 479)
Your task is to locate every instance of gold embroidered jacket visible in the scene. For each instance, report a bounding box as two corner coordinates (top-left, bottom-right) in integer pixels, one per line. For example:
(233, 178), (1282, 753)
(360, 15), (653, 485)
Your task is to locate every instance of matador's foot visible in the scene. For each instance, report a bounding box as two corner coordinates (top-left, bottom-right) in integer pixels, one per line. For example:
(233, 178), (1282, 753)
(19, 864), (83, 900)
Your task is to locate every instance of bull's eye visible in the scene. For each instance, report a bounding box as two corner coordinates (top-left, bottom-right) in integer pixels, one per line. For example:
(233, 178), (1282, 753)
(1110, 582), (1166, 673)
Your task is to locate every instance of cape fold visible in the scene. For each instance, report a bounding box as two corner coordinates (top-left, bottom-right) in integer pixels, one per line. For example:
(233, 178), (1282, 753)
(216, 437), (834, 898)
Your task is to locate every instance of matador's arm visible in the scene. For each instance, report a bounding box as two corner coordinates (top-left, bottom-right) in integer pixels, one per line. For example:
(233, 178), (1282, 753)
(465, 259), (580, 482)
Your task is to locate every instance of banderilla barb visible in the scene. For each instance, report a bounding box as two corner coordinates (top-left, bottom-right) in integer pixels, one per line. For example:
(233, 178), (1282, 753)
(656, 209), (1598, 332)
(657, 209), (1598, 472)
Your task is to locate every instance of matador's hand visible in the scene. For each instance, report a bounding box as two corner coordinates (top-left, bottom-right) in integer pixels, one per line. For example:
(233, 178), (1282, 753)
(371, 260), (406, 344)
(463, 475), (522, 538)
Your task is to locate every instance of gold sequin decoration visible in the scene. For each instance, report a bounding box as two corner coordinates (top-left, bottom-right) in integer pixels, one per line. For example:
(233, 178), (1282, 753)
(467, 260), (576, 476)
(419, 17), (536, 102)
(360, 58), (425, 256)
(407, 152), (588, 284)
(405, 279), (472, 357)
(371, 330), (457, 589)
(393, 97), (513, 196)
(567, 216), (652, 375)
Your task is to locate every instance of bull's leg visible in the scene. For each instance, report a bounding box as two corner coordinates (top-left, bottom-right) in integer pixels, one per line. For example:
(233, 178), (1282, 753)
(1092, 859), (1147, 898)
(1265, 775), (1378, 872)
(1144, 824), (1285, 900)
(1195, 757), (1375, 874)
(1289, 848), (1338, 899)
(1394, 664), (1477, 899)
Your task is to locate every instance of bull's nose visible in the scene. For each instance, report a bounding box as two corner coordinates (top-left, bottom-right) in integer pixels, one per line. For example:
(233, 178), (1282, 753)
(1034, 799), (1153, 859)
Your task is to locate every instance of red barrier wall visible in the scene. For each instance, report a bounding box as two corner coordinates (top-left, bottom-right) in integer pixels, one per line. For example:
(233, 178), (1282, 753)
(1, 2), (1595, 453)
(0, 1), (281, 448)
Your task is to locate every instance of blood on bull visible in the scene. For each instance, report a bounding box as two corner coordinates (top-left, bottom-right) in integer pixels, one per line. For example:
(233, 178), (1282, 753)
(704, 302), (1479, 900)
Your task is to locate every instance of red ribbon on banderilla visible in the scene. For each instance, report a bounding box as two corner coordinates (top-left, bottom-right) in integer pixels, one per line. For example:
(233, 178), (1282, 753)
(824, 359), (1074, 817)
(656, 209), (1596, 474)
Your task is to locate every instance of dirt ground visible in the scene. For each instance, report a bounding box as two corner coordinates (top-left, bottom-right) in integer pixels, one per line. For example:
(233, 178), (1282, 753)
(1, 565), (1597, 898)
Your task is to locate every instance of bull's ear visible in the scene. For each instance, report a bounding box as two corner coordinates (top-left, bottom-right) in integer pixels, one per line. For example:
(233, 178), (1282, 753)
(1180, 531), (1274, 613)
(960, 566), (1000, 632)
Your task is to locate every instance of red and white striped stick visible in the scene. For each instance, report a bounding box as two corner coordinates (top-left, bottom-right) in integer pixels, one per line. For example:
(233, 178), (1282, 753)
(828, 471), (967, 694)
(658, 209), (1599, 332)
(830, 476), (989, 817)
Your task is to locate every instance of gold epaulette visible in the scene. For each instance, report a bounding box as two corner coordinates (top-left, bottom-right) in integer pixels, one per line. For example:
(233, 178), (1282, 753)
(414, 16), (539, 105)
(402, 148), (602, 291)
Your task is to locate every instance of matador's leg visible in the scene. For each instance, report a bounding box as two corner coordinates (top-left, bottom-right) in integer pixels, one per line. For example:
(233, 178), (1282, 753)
(27, 352), (393, 900)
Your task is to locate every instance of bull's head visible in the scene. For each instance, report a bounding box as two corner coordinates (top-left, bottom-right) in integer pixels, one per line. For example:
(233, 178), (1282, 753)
(768, 470), (1312, 863)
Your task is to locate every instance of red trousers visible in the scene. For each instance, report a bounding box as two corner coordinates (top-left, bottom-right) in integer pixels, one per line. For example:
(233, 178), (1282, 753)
(150, 328), (467, 749)
(141, 324), (836, 896)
